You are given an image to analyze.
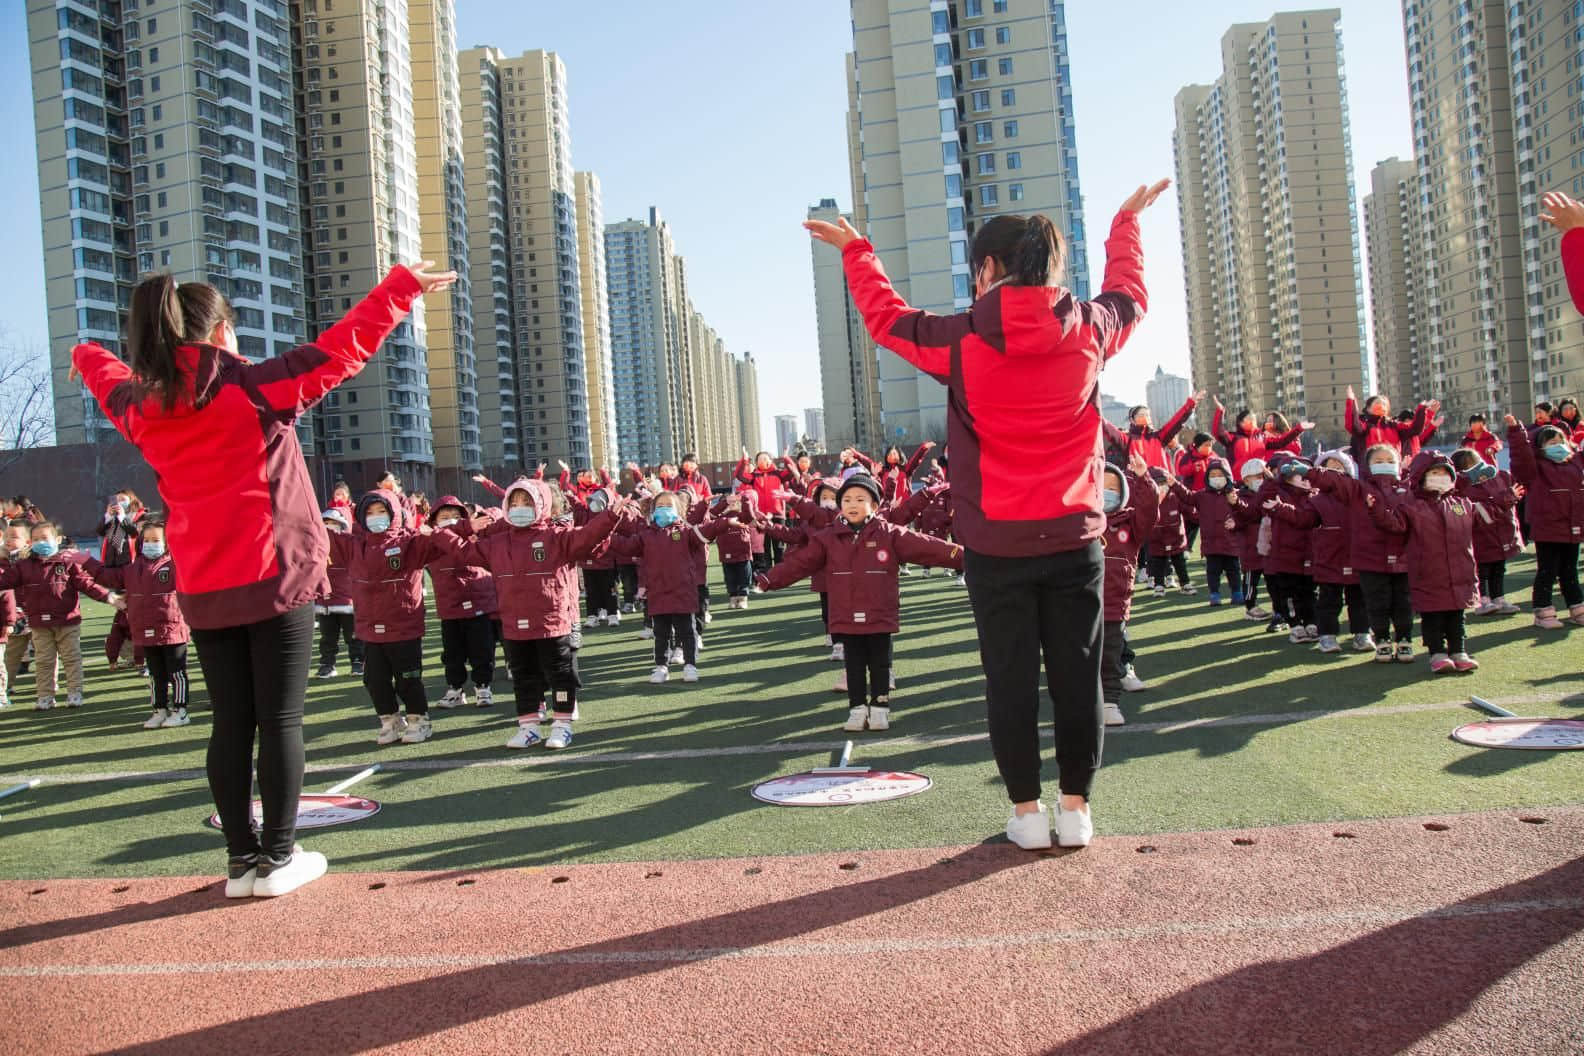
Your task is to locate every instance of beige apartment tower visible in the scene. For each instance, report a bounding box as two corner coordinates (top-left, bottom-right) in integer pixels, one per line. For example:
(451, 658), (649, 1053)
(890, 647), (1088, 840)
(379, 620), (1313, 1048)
(1364, 157), (1425, 402)
(808, 198), (883, 454)
(574, 171), (617, 469)
(1172, 10), (1368, 429)
(736, 351), (762, 455)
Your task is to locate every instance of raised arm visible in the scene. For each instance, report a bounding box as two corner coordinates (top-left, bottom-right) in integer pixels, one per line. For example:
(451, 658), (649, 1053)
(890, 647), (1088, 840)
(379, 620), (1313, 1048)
(1088, 209), (1149, 360)
(760, 532), (828, 592)
(839, 241), (963, 382)
(892, 525), (965, 571)
(903, 442), (933, 477)
(1344, 394), (1360, 437)
(69, 345), (136, 443)
(565, 509), (621, 562)
(1265, 422), (1306, 451)
(1156, 395), (1197, 446)
(886, 485), (935, 525)
(1210, 403), (1235, 448)
(1505, 420), (1538, 485)
(1129, 470), (1160, 536)
(471, 473), (507, 499)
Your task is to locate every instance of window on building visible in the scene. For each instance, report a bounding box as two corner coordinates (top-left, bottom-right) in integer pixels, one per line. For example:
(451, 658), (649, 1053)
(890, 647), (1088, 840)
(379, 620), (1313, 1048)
(156, 191), (167, 207)
(1001, 88), (1015, 107)
(948, 207), (964, 231)
(995, 26), (1010, 44)
(966, 28), (985, 49)
(936, 74), (955, 100)
(939, 107), (956, 132)
(998, 57), (1013, 76)
(971, 90), (989, 112)
(979, 185), (999, 207)
(943, 140), (959, 165)
(974, 121), (993, 143)
(953, 273), (971, 299)
(945, 173), (962, 198)
(1009, 182), (1024, 202)
(963, 0), (983, 15)
(154, 162), (166, 178)
(1006, 151), (1021, 170)
(969, 59), (988, 80)
(993, 0), (1008, 11)
(976, 152), (995, 174)
(1003, 120), (1019, 138)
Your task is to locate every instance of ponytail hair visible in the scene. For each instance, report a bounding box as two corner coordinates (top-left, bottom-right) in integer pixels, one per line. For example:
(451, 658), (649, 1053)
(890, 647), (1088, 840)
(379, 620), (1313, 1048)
(969, 213), (1067, 291)
(127, 274), (234, 411)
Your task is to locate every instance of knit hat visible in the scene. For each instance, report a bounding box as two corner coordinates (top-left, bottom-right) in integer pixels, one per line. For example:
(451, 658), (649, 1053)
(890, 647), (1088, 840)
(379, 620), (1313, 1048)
(837, 473), (883, 505)
(1240, 458), (1268, 481)
(321, 507), (351, 531)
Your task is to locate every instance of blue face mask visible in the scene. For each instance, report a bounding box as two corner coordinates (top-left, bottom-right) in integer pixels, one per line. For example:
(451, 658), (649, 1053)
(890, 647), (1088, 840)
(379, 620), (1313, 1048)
(1369, 461), (1398, 477)
(506, 506), (536, 527)
(1101, 489), (1122, 513)
(652, 506), (679, 527)
(30, 541), (58, 558)
(141, 542), (166, 559)
(365, 514), (391, 534)
(1462, 463), (1495, 483)
(1544, 444), (1572, 463)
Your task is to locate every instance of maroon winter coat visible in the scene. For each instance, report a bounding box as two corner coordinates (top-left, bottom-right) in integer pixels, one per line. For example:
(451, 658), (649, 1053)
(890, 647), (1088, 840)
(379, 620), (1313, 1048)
(1367, 457), (1480, 613)
(458, 478), (620, 639)
(1458, 471), (1523, 564)
(1227, 485), (1267, 573)
(1309, 468), (1413, 575)
(0, 554), (112, 628)
(1102, 470), (1159, 623)
(707, 499), (758, 565)
(0, 587), (14, 642)
(762, 517), (962, 634)
(918, 485), (954, 539)
(1177, 459), (1238, 557)
(774, 498), (837, 593)
(82, 554), (188, 646)
(608, 515), (728, 616)
(1507, 423), (1584, 543)
(1253, 479), (1314, 576)
(1148, 482), (1191, 556)
(316, 507), (355, 609)
(875, 444), (931, 503)
(326, 488), (470, 643)
(424, 496), (499, 619)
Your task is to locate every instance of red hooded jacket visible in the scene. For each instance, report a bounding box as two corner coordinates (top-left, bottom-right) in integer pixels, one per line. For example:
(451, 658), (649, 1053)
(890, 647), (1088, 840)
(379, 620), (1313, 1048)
(83, 554), (188, 646)
(0, 553), (113, 627)
(1102, 470), (1158, 623)
(1253, 477), (1315, 577)
(1458, 470), (1523, 565)
(875, 444), (931, 503)
(1506, 423), (1584, 543)
(1459, 430), (1502, 465)
(1211, 407), (1307, 480)
(72, 267), (423, 630)
(326, 488), (470, 643)
(425, 496), (499, 620)
(315, 507), (355, 610)
(1564, 227), (1584, 312)
(1309, 465), (1413, 575)
(1126, 398), (1196, 472)
(1147, 480), (1191, 556)
(1176, 459), (1239, 558)
(1367, 455), (1480, 613)
(841, 208), (1147, 559)
(667, 467), (713, 499)
(1344, 397), (1429, 464)
(608, 511), (727, 616)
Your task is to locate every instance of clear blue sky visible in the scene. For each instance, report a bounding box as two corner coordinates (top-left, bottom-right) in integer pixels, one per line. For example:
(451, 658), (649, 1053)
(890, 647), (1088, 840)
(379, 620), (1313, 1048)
(0, 1), (1412, 449)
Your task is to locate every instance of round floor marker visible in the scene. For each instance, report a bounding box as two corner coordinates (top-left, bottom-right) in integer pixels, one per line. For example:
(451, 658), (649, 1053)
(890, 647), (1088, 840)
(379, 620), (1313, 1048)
(1452, 718), (1584, 750)
(207, 793), (379, 831)
(752, 770), (931, 807)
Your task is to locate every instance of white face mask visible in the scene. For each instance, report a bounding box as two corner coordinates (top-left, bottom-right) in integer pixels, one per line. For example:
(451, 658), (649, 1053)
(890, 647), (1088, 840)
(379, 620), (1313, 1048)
(1423, 474), (1454, 494)
(819, 499), (838, 510)
(1207, 476), (1228, 491)
(435, 517), (458, 530)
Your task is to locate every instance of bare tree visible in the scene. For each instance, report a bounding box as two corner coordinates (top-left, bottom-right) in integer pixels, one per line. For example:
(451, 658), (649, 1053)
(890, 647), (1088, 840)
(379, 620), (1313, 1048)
(0, 328), (56, 474)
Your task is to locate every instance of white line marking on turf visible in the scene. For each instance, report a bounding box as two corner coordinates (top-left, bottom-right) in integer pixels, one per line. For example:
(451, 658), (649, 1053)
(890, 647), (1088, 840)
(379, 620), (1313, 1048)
(3, 896), (1580, 977)
(0, 694), (1563, 788)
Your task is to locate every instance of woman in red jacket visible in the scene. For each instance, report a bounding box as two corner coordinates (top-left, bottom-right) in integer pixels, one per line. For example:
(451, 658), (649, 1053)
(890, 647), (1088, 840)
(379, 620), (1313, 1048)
(1125, 393), (1202, 472)
(806, 177), (1169, 851)
(70, 260), (456, 898)
(1209, 399), (1313, 479)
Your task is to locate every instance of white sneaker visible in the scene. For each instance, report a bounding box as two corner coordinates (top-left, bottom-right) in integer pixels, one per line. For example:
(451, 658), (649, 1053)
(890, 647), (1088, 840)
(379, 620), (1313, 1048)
(1316, 635), (1341, 654)
(143, 709), (170, 729)
(639, 627), (654, 640)
(866, 705), (890, 730)
(1006, 804), (1053, 850)
(1352, 633), (1375, 652)
(738, 596), (750, 609)
(834, 670), (848, 693)
(1153, 585), (1166, 597)
(376, 715), (406, 745)
(1245, 606), (1271, 620)
(1103, 702), (1125, 726)
(65, 692), (84, 708)
(1288, 627), (1309, 645)
(668, 648), (684, 666)
(506, 722), (545, 749)
(0, 695), (8, 709)
(596, 609), (609, 626)
(161, 707), (190, 727)
(1055, 801), (1094, 848)
(474, 686), (494, 708)
(889, 672), (896, 690)
(545, 720), (573, 750)
(924, 567), (935, 578)
(252, 848), (328, 898)
(224, 854), (258, 899)
(399, 715), (432, 743)
(436, 688), (466, 710)
(35, 698), (54, 711)
(1495, 598), (1519, 615)
(1120, 666), (1147, 692)
(703, 610), (714, 625)
(1306, 625), (1320, 641)
(608, 611), (622, 626)
(1473, 598), (1497, 616)
(1165, 575), (1178, 590)
(649, 665), (669, 684)
(899, 566), (912, 577)
(1179, 584), (1196, 595)
(681, 664), (699, 683)
(824, 633), (834, 648)
(584, 615), (599, 628)
(955, 574), (967, 587)
(843, 706), (869, 731)
(830, 642), (845, 662)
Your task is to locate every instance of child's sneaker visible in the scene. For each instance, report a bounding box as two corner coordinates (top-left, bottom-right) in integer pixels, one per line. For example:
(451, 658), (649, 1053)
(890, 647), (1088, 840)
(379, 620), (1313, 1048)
(608, 611), (622, 626)
(399, 715), (432, 743)
(435, 688), (466, 710)
(583, 614), (599, 629)
(1288, 627), (1309, 645)
(1451, 652), (1480, 672)
(65, 692), (83, 708)
(639, 626), (655, 640)
(702, 609), (713, 625)
(545, 721), (574, 750)
(1165, 575), (1178, 590)
(1374, 642), (1396, 663)
(224, 853), (258, 899)
(376, 715), (406, 745)
(35, 697), (54, 711)
(1395, 642), (1415, 663)
(474, 686), (494, 708)
(1178, 583), (1195, 596)
(682, 664), (699, 683)
(1121, 666), (1146, 692)
(161, 707), (190, 727)
(1055, 801), (1093, 848)
(1494, 597), (1519, 615)
(143, 709), (170, 729)
(1005, 804), (1052, 850)
(1103, 702), (1125, 726)
(667, 647), (683, 666)
(834, 670), (848, 694)
(866, 706), (890, 731)
(1244, 606), (1270, 620)
(738, 596), (750, 610)
(313, 664), (337, 679)
(1152, 585), (1166, 597)
(843, 706), (868, 732)
(1316, 634), (1341, 653)
(350, 661), (364, 677)
(1428, 653), (1455, 674)
(1352, 633), (1376, 652)
(253, 847), (328, 898)
(1569, 604), (1584, 627)
(899, 565), (912, 577)
(649, 665), (669, 684)
(1208, 592), (1222, 607)
(1134, 569), (1149, 584)
(889, 671), (897, 690)
(1230, 591), (1245, 605)
(596, 609), (609, 626)
(1472, 598), (1496, 616)
(830, 642), (845, 662)
(1533, 606), (1564, 629)
(505, 722), (545, 749)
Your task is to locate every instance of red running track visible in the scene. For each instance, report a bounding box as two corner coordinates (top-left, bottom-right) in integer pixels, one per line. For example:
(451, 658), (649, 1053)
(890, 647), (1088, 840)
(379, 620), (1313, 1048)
(2, 806), (1582, 1056)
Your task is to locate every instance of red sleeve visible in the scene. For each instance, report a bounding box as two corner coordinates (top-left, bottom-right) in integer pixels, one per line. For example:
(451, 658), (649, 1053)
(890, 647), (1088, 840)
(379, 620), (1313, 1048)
(1088, 210), (1148, 360)
(69, 563), (113, 604)
(1265, 424), (1305, 451)
(70, 344), (137, 444)
(851, 450), (878, 472)
(886, 488), (933, 525)
(1562, 228), (1584, 313)
(1505, 424), (1538, 485)
(1129, 472), (1160, 536)
(762, 532), (827, 591)
(891, 525), (964, 571)
(532, 465), (545, 481)
(564, 510), (619, 562)
(840, 240), (965, 382)
(1368, 495), (1409, 535)
(1101, 418), (1127, 456)
(242, 267), (422, 422)
(599, 468), (613, 488)
(605, 532), (643, 560)
(1344, 397), (1358, 437)
(557, 469), (572, 493)
(903, 444), (930, 476)
(81, 557), (126, 591)
(476, 476), (506, 498)
(1156, 398), (1195, 447)
(734, 458), (753, 485)
(326, 530), (352, 566)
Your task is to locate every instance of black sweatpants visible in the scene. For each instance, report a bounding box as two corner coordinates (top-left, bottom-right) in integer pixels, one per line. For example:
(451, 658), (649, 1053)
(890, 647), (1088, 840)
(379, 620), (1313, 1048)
(1243, 568), (1264, 610)
(652, 613), (697, 667)
(722, 560), (753, 598)
(839, 632), (893, 710)
(965, 543), (1104, 803)
(1421, 610), (1466, 654)
(818, 591), (830, 630)
(504, 635), (579, 718)
(1359, 571), (1413, 643)
(191, 604), (313, 861)
(1184, 522), (1200, 553)
(1268, 572), (1315, 627)
(1204, 554), (1241, 598)
(1101, 621), (1126, 703)
(440, 613), (495, 690)
(695, 584), (710, 638)
(767, 516), (787, 564)
(315, 612), (361, 669)
(362, 638), (427, 716)
(585, 568), (619, 616)
(1315, 582), (1367, 637)
(1477, 560), (1506, 601)
(1147, 551), (1190, 586)
(618, 564), (639, 607)
(1533, 541), (1583, 609)
(144, 642), (189, 712)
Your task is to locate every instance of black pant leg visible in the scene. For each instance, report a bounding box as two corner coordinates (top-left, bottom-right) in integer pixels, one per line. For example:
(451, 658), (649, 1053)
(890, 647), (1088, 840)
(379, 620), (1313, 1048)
(1343, 584), (1367, 634)
(145, 643), (171, 710)
(1446, 610), (1466, 653)
(1359, 572), (1391, 640)
(1100, 621), (1124, 702)
(1171, 552), (1189, 585)
(541, 635), (580, 716)
(246, 606), (313, 860)
(192, 624), (258, 858)
(343, 616), (363, 664)
(1390, 574), (1414, 640)
(391, 638), (426, 715)
(1557, 543), (1583, 607)
(316, 613), (339, 669)
(361, 641), (399, 715)
(1315, 583), (1342, 636)
(1031, 545), (1105, 800)
(440, 618), (467, 690)
(964, 551), (1045, 805)
(840, 633), (868, 710)
(465, 614), (495, 688)
(868, 633), (893, 706)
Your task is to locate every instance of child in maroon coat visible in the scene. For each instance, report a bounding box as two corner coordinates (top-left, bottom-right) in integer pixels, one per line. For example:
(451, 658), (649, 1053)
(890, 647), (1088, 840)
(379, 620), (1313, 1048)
(0, 521), (114, 709)
(1177, 456), (1242, 606)
(327, 488), (472, 745)
(1366, 454), (1484, 673)
(1248, 457), (1320, 643)
(1229, 459), (1272, 620)
(313, 507), (362, 679)
(427, 497), (501, 710)
(575, 488), (623, 628)
(1266, 452), (1370, 654)
(771, 478), (842, 657)
(1100, 456), (1158, 726)
(709, 492), (759, 608)
(1504, 416), (1584, 628)
(759, 474), (963, 732)
(1144, 468), (1193, 596)
(84, 520), (192, 728)
(1451, 449), (1523, 617)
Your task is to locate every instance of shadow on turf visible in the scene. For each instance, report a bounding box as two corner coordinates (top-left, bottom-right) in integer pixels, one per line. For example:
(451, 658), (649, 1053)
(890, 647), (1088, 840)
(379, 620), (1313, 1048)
(1041, 854), (1584, 1055)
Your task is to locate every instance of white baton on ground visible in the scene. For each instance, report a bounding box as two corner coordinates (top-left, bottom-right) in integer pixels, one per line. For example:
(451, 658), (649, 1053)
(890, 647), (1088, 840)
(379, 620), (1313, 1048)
(324, 764), (381, 795)
(1469, 696), (1517, 718)
(0, 778), (42, 820)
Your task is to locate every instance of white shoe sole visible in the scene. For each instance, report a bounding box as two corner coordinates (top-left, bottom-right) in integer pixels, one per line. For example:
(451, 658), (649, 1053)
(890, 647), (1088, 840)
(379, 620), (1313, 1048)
(224, 868), (256, 899)
(253, 852), (328, 898)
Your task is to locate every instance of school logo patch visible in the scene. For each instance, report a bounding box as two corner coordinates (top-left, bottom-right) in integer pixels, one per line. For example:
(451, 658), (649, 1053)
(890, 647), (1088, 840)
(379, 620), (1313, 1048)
(156, 566), (172, 585)
(669, 528), (683, 541)
(876, 549), (889, 563)
(51, 565), (70, 580)
(1451, 505), (1466, 517)
(1117, 529), (1130, 544)
(532, 541), (547, 563)
(387, 554), (403, 571)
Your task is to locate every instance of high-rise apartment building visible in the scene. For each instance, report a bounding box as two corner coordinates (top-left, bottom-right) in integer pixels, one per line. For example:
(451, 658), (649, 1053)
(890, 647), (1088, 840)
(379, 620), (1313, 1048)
(736, 351), (762, 455)
(606, 209), (685, 467)
(804, 407), (826, 450)
(295, 0), (433, 482)
(807, 198), (882, 454)
(1172, 10), (1368, 429)
(774, 414), (800, 457)
(574, 171), (617, 468)
(31, 0), (307, 445)
(846, 0), (1091, 446)
(410, 0), (478, 478)
(1363, 157), (1425, 401)
(1145, 366), (1192, 428)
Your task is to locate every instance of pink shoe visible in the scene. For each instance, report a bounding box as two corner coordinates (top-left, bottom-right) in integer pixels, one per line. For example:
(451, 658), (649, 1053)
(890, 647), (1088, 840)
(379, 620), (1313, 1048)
(1451, 652), (1479, 672)
(1428, 653), (1455, 674)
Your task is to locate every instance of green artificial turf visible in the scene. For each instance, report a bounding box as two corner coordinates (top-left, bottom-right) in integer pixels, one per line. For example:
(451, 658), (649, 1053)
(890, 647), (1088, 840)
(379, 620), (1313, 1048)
(2, 555), (1581, 879)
